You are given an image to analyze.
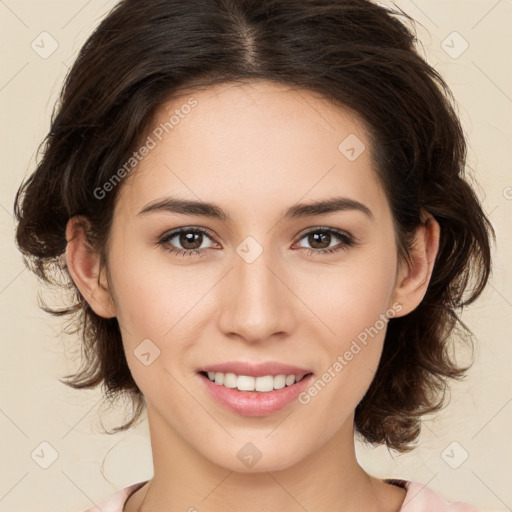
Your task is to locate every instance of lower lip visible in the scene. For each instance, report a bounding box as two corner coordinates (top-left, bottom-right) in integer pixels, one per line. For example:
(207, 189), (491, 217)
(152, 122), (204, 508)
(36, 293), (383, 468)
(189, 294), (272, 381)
(198, 372), (314, 416)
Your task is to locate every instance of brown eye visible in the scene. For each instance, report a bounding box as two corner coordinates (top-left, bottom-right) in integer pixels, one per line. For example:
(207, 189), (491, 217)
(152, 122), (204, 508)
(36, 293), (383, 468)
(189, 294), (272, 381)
(306, 231), (332, 249)
(158, 228), (217, 257)
(177, 231), (204, 250)
(296, 228), (355, 256)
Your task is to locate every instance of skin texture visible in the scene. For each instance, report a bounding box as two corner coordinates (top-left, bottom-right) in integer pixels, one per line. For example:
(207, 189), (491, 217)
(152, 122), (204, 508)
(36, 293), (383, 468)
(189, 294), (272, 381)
(65, 81), (440, 512)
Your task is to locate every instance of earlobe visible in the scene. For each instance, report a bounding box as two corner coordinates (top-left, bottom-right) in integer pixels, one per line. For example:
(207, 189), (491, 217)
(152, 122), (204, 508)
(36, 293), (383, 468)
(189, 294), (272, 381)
(64, 216), (116, 319)
(392, 212), (440, 317)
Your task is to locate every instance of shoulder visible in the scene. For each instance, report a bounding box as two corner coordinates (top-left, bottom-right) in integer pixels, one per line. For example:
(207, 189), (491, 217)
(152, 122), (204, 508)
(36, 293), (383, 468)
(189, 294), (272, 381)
(79, 481), (148, 512)
(399, 480), (481, 511)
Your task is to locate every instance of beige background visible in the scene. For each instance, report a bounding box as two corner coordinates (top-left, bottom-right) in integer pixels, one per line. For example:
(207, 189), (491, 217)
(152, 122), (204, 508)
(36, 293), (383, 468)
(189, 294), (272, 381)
(1, 1), (511, 511)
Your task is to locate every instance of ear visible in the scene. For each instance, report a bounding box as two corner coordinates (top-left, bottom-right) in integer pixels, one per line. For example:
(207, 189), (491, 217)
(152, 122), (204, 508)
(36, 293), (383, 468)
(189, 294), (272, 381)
(64, 216), (116, 318)
(391, 211), (440, 317)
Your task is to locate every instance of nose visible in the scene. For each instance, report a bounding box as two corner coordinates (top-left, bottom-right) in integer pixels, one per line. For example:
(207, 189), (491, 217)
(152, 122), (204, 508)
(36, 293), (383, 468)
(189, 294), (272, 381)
(217, 244), (295, 344)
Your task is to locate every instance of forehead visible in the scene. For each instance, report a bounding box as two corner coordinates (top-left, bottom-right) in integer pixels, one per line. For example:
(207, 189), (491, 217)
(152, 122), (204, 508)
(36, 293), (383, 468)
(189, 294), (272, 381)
(116, 80), (388, 222)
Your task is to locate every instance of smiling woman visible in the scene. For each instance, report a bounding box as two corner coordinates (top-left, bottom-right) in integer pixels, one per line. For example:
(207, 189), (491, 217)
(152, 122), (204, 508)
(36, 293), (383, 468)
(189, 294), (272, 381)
(13, 0), (495, 511)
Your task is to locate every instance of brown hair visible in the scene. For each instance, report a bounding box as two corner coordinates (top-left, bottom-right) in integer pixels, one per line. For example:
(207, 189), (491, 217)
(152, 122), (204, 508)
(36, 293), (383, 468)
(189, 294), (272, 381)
(14, 0), (494, 451)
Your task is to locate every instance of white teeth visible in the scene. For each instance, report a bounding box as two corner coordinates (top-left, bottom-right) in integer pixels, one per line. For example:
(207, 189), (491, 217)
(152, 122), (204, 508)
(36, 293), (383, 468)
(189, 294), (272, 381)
(237, 375), (256, 391)
(204, 371), (309, 392)
(223, 372), (237, 388)
(272, 375), (286, 389)
(285, 374), (296, 386)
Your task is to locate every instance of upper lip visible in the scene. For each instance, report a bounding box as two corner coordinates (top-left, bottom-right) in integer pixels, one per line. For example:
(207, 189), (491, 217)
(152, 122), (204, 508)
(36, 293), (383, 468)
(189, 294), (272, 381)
(198, 361), (313, 378)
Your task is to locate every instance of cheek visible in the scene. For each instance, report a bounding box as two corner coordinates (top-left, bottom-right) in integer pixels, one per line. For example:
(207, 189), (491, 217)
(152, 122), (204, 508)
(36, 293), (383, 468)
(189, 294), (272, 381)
(107, 239), (203, 339)
(308, 243), (397, 341)
(106, 242), (214, 392)
(299, 241), (398, 408)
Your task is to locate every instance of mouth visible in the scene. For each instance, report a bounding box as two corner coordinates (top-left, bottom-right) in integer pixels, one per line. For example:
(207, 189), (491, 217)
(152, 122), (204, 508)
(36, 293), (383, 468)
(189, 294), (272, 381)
(198, 370), (314, 393)
(197, 369), (315, 416)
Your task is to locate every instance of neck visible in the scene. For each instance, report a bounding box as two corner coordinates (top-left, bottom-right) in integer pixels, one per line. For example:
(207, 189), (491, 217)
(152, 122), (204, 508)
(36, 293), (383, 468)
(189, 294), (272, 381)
(126, 403), (405, 512)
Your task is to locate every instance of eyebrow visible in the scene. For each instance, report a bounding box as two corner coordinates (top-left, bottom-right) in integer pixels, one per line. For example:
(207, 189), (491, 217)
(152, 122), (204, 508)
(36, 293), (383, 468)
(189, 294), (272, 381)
(137, 196), (374, 221)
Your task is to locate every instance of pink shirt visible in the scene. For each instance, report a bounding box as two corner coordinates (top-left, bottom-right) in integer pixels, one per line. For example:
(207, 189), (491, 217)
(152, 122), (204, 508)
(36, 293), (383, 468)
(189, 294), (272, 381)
(80, 479), (481, 511)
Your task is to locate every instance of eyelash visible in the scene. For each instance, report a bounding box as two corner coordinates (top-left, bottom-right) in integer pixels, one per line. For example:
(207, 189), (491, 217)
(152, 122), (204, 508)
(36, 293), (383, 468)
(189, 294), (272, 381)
(157, 227), (357, 258)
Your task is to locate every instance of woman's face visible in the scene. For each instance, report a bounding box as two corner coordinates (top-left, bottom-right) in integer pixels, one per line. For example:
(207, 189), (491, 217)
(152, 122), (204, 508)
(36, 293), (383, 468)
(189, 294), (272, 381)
(103, 80), (406, 471)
